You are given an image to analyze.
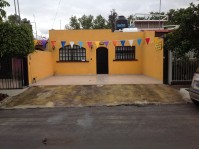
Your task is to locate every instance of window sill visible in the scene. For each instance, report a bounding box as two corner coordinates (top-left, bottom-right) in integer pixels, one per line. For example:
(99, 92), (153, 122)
(56, 60), (89, 63)
(113, 59), (138, 61)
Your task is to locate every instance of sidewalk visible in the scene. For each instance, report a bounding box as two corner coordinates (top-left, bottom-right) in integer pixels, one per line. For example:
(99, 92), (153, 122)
(0, 88), (28, 97)
(31, 75), (162, 86)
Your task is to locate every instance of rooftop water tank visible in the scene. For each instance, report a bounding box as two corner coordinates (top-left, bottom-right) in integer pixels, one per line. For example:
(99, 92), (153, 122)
(115, 16), (128, 30)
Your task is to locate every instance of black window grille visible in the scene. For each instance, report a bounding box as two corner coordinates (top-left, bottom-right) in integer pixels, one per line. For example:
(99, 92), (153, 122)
(59, 45), (86, 62)
(115, 46), (135, 60)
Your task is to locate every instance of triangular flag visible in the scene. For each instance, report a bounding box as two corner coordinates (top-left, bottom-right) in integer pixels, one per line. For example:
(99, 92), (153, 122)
(129, 40), (134, 47)
(51, 41), (56, 48)
(154, 37), (159, 43)
(41, 40), (47, 48)
(137, 38), (142, 46)
(87, 41), (92, 48)
(34, 40), (38, 46)
(112, 41), (117, 46)
(70, 41), (74, 48)
(37, 40), (42, 45)
(95, 41), (100, 48)
(78, 41), (83, 48)
(120, 40), (125, 46)
(145, 38), (150, 45)
(104, 41), (109, 47)
(61, 41), (66, 48)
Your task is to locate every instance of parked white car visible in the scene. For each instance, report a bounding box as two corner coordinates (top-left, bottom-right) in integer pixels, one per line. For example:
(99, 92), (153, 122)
(189, 68), (199, 105)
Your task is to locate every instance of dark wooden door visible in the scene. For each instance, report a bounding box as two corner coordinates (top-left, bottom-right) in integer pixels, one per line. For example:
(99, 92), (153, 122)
(96, 47), (108, 74)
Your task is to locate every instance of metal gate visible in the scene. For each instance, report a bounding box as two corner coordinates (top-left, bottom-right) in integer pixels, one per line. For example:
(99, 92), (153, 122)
(0, 57), (29, 89)
(168, 51), (199, 85)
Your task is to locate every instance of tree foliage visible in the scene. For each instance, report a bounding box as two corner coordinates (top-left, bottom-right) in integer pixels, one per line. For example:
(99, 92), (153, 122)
(7, 14), (31, 27)
(127, 15), (134, 26)
(107, 9), (117, 31)
(69, 16), (80, 29)
(78, 14), (93, 29)
(164, 3), (199, 58)
(93, 15), (107, 29)
(0, 22), (35, 57)
(66, 10), (118, 30)
(0, 0), (10, 21)
(8, 14), (21, 24)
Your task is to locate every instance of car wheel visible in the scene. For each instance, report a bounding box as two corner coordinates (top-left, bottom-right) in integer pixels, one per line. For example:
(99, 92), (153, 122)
(191, 99), (199, 106)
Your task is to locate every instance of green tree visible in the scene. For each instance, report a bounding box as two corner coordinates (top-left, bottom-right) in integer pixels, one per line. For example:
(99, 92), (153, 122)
(166, 9), (176, 25)
(164, 3), (199, 58)
(107, 9), (117, 31)
(69, 16), (80, 29)
(78, 14), (93, 29)
(0, 0), (10, 21)
(21, 18), (31, 25)
(93, 15), (107, 29)
(127, 15), (134, 26)
(149, 12), (165, 20)
(7, 14), (32, 31)
(0, 22), (34, 57)
(65, 24), (72, 30)
(8, 14), (21, 24)
(8, 14), (31, 25)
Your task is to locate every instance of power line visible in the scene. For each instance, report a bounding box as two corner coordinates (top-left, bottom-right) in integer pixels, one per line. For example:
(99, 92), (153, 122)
(52, 0), (62, 29)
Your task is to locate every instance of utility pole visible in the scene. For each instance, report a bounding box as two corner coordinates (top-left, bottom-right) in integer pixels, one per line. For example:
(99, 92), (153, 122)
(60, 19), (61, 30)
(13, 0), (17, 16)
(159, 0), (162, 30)
(16, 0), (21, 23)
(33, 15), (37, 39)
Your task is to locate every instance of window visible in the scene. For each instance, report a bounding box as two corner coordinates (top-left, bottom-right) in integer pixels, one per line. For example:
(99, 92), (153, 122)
(59, 45), (86, 62)
(115, 46), (135, 60)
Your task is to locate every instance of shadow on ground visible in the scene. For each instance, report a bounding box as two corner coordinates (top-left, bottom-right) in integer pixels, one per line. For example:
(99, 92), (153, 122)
(2, 84), (185, 108)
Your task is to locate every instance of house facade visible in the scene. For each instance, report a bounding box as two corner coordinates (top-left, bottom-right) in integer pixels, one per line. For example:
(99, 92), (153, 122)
(27, 29), (163, 84)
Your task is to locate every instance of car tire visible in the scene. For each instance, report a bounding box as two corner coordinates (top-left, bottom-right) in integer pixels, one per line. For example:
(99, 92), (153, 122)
(191, 99), (199, 106)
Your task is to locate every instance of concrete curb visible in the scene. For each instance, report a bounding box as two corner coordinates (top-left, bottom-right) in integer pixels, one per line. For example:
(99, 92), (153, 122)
(179, 88), (192, 103)
(0, 101), (188, 110)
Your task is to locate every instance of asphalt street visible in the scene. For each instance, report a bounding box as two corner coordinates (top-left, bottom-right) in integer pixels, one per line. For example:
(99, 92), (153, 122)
(0, 104), (199, 149)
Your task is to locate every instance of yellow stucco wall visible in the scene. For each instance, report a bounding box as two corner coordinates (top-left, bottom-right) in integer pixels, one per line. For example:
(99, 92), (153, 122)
(28, 50), (53, 84)
(49, 29), (146, 75)
(142, 31), (163, 80)
(25, 29), (163, 82)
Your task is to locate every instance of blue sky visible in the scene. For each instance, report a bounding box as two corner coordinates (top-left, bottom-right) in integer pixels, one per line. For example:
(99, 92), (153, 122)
(4, 0), (199, 38)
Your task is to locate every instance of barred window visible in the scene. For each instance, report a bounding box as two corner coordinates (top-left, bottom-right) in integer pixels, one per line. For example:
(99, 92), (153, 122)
(115, 46), (135, 60)
(59, 45), (86, 62)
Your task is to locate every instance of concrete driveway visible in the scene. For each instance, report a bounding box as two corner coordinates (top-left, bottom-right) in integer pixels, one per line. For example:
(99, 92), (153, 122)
(31, 75), (162, 86)
(2, 84), (185, 109)
(1, 75), (187, 109)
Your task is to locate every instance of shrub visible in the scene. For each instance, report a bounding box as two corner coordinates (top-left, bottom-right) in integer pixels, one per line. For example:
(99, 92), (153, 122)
(0, 22), (35, 57)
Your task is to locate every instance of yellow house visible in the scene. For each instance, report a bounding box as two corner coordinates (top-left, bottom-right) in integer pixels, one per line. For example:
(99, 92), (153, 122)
(28, 29), (163, 84)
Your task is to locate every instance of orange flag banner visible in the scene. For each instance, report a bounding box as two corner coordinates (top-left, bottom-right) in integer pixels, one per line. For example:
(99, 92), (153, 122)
(51, 41), (56, 48)
(112, 41), (117, 46)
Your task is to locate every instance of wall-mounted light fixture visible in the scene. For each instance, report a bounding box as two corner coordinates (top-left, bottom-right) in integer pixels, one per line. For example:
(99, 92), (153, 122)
(90, 44), (93, 49)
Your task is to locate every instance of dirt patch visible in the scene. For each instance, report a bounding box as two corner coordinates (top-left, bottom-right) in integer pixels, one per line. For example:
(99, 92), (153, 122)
(0, 93), (8, 102)
(2, 84), (185, 108)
